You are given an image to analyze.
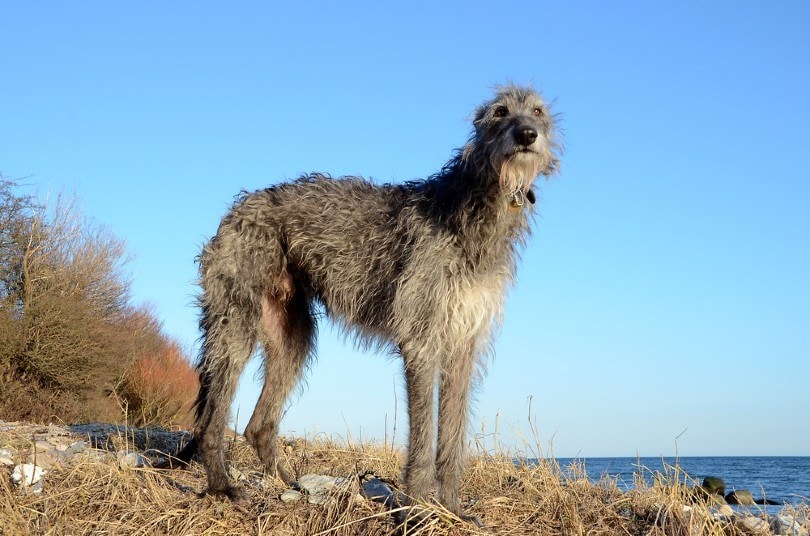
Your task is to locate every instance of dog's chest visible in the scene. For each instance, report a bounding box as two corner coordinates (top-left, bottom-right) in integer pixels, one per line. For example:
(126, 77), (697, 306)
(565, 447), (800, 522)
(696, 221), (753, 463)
(438, 271), (506, 344)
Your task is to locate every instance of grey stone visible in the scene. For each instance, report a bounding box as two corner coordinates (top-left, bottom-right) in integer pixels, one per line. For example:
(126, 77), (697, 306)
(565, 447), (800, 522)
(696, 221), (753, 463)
(361, 477), (396, 507)
(702, 476), (726, 496)
(735, 516), (770, 535)
(27, 481), (45, 494)
(280, 489), (303, 503)
(0, 447), (15, 466)
(228, 466), (246, 481)
(726, 489), (755, 505)
(82, 448), (115, 462)
(65, 440), (89, 455)
(11, 463), (47, 487)
(117, 451), (148, 469)
(770, 513), (809, 536)
(27, 451), (60, 470)
(714, 504), (734, 518)
(298, 474), (353, 505)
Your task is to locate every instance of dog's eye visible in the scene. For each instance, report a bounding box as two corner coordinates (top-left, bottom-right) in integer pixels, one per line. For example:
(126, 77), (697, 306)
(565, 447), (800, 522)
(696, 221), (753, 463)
(532, 107), (543, 117)
(493, 106), (508, 118)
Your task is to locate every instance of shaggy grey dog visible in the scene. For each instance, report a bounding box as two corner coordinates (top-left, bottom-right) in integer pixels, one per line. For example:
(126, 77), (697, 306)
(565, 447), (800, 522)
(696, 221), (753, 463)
(182, 84), (560, 520)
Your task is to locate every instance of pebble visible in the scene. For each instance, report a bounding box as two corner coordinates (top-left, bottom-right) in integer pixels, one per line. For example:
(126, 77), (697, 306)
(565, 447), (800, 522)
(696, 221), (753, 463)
(277, 474), (369, 505)
(228, 466), (246, 481)
(0, 448), (14, 466)
(735, 515), (771, 535)
(297, 474), (355, 505)
(715, 504), (734, 517)
(66, 441), (89, 455)
(299, 474), (341, 504)
(0, 421), (189, 493)
(11, 463), (47, 488)
(360, 476), (397, 507)
(117, 451), (148, 469)
(280, 489), (303, 503)
(771, 513), (809, 536)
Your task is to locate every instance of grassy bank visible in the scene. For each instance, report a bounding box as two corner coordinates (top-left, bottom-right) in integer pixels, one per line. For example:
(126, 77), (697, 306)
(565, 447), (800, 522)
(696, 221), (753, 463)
(1, 424), (806, 535)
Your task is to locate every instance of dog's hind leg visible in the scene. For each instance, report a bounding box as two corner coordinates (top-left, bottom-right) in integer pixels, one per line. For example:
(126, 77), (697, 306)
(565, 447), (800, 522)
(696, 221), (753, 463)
(194, 296), (258, 503)
(244, 275), (315, 484)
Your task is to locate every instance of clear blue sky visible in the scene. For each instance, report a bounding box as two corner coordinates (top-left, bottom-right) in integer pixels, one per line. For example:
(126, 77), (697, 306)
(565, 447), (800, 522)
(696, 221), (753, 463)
(2, 2), (808, 457)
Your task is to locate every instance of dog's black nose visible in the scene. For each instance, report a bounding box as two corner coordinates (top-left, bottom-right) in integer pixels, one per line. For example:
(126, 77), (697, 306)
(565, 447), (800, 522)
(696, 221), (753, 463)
(514, 126), (538, 146)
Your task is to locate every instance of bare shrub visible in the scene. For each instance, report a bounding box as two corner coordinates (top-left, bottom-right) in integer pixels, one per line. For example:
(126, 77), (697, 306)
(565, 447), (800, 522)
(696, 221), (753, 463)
(0, 176), (188, 423)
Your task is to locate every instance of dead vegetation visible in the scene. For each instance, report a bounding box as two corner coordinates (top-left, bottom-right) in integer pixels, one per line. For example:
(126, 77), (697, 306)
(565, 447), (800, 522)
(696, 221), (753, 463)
(0, 176), (197, 427)
(3, 424), (805, 536)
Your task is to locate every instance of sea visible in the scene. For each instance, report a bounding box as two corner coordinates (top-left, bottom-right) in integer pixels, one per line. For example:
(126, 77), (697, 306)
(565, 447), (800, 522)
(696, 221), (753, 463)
(550, 457), (810, 514)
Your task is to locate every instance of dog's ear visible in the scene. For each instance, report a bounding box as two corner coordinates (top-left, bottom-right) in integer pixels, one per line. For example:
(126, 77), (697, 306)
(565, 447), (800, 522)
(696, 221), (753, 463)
(526, 189), (536, 205)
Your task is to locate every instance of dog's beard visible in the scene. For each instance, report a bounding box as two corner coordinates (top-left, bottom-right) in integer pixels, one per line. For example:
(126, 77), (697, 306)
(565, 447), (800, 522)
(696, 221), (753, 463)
(464, 131), (558, 194)
(497, 152), (544, 194)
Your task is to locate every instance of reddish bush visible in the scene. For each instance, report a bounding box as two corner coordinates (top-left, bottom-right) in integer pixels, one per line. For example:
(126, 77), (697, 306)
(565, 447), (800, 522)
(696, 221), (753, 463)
(118, 338), (199, 428)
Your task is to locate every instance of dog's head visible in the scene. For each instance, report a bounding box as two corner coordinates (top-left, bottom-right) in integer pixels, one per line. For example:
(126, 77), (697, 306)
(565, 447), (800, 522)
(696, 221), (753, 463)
(465, 85), (560, 197)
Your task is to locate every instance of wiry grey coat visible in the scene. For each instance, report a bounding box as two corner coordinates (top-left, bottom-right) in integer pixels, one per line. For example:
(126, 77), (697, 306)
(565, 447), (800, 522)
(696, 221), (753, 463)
(183, 84), (560, 521)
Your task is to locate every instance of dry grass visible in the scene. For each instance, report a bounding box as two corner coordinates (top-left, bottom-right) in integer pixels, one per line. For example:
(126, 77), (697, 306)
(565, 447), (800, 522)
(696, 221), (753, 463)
(1, 426), (806, 535)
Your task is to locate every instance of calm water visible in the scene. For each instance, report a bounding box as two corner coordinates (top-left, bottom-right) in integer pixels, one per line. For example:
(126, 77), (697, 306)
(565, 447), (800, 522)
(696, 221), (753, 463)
(550, 457), (810, 513)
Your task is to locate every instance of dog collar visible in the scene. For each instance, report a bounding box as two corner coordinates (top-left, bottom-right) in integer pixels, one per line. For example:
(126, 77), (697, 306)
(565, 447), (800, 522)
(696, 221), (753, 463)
(508, 189), (536, 212)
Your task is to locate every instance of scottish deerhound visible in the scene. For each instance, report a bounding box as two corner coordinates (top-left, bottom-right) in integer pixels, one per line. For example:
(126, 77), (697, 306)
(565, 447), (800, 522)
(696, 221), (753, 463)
(181, 84), (559, 520)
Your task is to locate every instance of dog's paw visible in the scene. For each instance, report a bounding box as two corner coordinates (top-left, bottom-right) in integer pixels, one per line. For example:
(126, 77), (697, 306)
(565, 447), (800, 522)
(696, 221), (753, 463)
(205, 484), (251, 510)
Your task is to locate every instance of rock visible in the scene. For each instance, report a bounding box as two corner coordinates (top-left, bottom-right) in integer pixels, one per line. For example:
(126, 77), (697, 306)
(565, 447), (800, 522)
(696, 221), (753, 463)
(361, 477), (392, 500)
(280, 489), (303, 503)
(11, 463), (47, 488)
(68, 423), (192, 454)
(702, 476), (726, 496)
(26, 451), (61, 470)
(360, 477), (396, 507)
(0, 422), (186, 475)
(770, 513), (809, 536)
(27, 481), (45, 494)
(726, 489), (755, 505)
(250, 475), (273, 492)
(714, 504), (734, 517)
(117, 451), (148, 469)
(0, 447), (15, 466)
(298, 474), (353, 505)
(298, 474), (338, 504)
(692, 486), (727, 505)
(228, 466), (246, 481)
(735, 516), (770, 535)
(65, 441), (89, 455)
(82, 448), (115, 462)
